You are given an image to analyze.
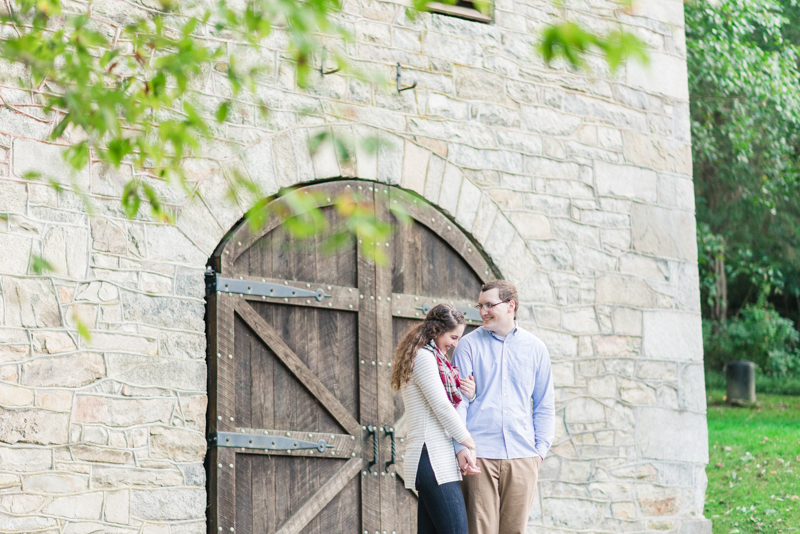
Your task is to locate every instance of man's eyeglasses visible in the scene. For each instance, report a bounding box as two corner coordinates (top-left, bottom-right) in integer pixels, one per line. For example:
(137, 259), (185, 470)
(473, 300), (510, 312)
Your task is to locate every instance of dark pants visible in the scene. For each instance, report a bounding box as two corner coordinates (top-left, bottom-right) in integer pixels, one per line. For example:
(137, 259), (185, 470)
(415, 446), (469, 534)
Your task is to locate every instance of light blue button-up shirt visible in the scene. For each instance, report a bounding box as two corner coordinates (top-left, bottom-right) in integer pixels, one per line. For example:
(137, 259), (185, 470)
(453, 323), (555, 460)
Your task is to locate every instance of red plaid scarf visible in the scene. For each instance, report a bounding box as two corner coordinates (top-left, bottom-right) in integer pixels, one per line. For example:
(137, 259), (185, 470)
(424, 341), (462, 408)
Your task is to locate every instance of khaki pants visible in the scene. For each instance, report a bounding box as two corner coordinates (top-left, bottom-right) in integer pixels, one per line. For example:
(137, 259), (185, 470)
(459, 456), (540, 534)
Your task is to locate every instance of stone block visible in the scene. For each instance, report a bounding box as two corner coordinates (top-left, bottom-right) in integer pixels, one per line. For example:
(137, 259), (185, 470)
(565, 397), (605, 422)
(524, 157), (581, 181)
(0, 180), (27, 213)
(678, 364), (706, 412)
(159, 331), (205, 360)
(71, 445), (134, 465)
(454, 66), (504, 101)
(150, 427), (206, 462)
(42, 492), (103, 520)
(400, 141), (430, 195)
(0, 383), (33, 406)
(13, 139), (90, 190)
(620, 254), (669, 281)
(23, 473), (89, 493)
(83, 426), (108, 445)
(73, 396), (174, 427)
(543, 497), (606, 530)
(0, 446), (51, 472)
(535, 330), (578, 358)
(637, 361), (677, 381)
(636, 407), (708, 463)
(2, 277), (61, 327)
(636, 484), (684, 517)
(42, 226), (89, 279)
(145, 225), (207, 265)
(0, 512), (57, 531)
(455, 177), (481, 230)
(587, 375), (616, 398)
(551, 219), (599, 247)
(521, 106), (582, 136)
(596, 275), (654, 308)
(619, 378), (656, 405)
(495, 235), (537, 286)
(613, 308), (642, 336)
(378, 131), (403, 185)
(643, 311), (702, 361)
(120, 290), (204, 331)
(130, 488), (205, 521)
(106, 354), (205, 391)
(92, 467), (184, 488)
(681, 519), (713, 534)
(562, 307), (599, 333)
(449, 144), (523, 174)
(0, 407), (69, 445)
(0, 233), (32, 275)
(36, 389), (73, 412)
(593, 335), (641, 358)
(91, 218), (127, 255)
(105, 489), (130, 524)
(627, 51), (689, 100)
(22, 353), (105, 387)
(595, 161), (657, 202)
(482, 213), (516, 261)
(437, 163), (463, 216)
(509, 212), (551, 240)
(33, 331), (76, 354)
(528, 240), (573, 271)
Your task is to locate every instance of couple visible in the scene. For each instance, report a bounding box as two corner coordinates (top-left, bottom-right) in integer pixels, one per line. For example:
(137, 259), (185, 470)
(390, 280), (555, 534)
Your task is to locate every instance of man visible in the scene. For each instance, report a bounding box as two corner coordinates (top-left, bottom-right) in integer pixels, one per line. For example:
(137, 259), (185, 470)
(453, 279), (555, 534)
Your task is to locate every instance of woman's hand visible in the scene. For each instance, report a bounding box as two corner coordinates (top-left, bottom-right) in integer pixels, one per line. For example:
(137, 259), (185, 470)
(459, 374), (476, 400)
(457, 437), (481, 475)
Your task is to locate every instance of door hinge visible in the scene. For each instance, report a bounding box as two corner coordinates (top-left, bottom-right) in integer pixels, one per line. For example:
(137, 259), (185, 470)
(209, 273), (332, 302)
(208, 432), (330, 452)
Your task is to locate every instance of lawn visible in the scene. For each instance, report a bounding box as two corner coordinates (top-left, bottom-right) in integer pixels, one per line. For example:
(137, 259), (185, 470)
(705, 391), (800, 534)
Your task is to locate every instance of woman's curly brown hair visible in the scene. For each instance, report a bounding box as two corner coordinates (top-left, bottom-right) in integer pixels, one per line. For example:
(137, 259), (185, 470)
(391, 304), (466, 391)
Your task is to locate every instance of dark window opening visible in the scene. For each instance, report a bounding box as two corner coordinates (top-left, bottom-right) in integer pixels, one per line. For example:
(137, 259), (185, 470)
(428, 1), (492, 23)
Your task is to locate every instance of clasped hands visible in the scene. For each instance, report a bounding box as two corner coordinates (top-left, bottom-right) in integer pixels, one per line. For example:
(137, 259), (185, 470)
(457, 438), (481, 476)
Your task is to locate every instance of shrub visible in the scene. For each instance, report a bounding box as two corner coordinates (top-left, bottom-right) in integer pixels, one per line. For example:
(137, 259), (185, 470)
(703, 304), (800, 376)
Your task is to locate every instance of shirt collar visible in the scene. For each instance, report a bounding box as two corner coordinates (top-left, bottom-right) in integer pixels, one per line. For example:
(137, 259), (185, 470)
(488, 320), (519, 340)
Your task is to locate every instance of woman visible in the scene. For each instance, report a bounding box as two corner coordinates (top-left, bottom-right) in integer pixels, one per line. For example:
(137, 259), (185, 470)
(391, 304), (480, 534)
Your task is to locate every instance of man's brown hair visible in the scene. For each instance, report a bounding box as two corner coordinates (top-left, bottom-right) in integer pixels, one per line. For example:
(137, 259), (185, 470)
(480, 280), (519, 317)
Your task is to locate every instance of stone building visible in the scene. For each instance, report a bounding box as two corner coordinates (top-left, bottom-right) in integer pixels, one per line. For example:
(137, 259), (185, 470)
(0, 0), (709, 533)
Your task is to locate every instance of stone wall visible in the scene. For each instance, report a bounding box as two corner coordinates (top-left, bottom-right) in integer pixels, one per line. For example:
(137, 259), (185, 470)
(0, 0), (709, 532)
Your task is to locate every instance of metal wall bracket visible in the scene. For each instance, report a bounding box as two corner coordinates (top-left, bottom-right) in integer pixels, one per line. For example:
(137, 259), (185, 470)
(320, 47), (341, 75)
(415, 303), (482, 322)
(396, 62), (417, 92)
(214, 274), (331, 302)
(209, 431), (329, 452)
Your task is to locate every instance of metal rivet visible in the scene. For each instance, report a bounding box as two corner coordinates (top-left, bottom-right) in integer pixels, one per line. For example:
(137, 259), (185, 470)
(377, 296), (381, 301)
(397, 310), (401, 314)
(286, 432), (291, 437)
(387, 362), (392, 367)
(284, 298), (288, 302)
(387, 297), (391, 302)
(390, 473), (395, 478)
(373, 472), (378, 477)
(431, 218), (435, 222)
(307, 299), (311, 304)
(237, 242), (241, 246)
(378, 361), (383, 366)
(229, 464), (233, 468)
(415, 297), (419, 301)
(363, 426), (367, 430)
(401, 454), (405, 459)
(381, 472), (385, 477)
(349, 304), (353, 309)
(218, 528), (222, 532)
(230, 528), (234, 532)
(218, 416), (222, 420)
(468, 248), (472, 253)
(228, 354), (233, 359)
(348, 288), (353, 293)
(360, 294), (364, 299)
(351, 435), (356, 440)
(358, 185), (362, 190)
(361, 360), (365, 364)
(306, 283), (311, 288)
(331, 435), (335, 439)
(218, 463), (222, 468)
(264, 430), (269, 434)
(327, 197), (331, 202)
(358, 239), (363, 244)
(370, 296), (375, 300)
(351, 452), (356, 457)
(447, 225), (451, 230)
(308, 433), (313, 437)
(328, 303), (333, 307)
(400, 438), (404, 443)
(327, 285), (332, 290)
(415, 312), (419, 317)
(371, 361), (376, 366)
(239, 276), (243, 280)
(385, 242), (389, 247)
(217, 353), (221, 358)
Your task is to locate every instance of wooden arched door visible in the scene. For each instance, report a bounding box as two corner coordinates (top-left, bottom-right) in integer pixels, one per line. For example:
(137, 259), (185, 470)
(207, 180), (496, 534)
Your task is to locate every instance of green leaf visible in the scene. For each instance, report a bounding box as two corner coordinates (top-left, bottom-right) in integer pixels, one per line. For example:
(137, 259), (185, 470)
(31, 254), (54, 274)
(216, 101), (231, 123)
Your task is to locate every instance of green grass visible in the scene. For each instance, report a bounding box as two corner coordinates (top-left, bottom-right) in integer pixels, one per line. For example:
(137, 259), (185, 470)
(705, 372), (800, 396)
(705, 391), (800, 534)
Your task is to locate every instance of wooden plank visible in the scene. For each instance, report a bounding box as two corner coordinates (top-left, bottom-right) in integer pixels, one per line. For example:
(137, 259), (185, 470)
(376, 185), (398, 534)
(389, 292), (482, 324)
(356, 185), (381, 534)
(275, 458), (363, 534)
(233, 299), (361, 438)
(389, 187), (497, 284)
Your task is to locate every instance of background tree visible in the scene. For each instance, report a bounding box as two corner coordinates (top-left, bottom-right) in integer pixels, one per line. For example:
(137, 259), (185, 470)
(687, 0), (800, 376)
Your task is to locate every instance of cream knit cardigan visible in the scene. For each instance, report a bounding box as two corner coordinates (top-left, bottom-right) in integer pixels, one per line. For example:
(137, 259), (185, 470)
(401, 348), (472, 490)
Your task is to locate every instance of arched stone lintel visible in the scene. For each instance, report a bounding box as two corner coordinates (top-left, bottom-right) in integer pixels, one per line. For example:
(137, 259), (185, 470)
(201, 125), (543, 288)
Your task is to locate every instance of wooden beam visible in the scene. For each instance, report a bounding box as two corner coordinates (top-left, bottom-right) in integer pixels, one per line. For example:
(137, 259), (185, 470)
(275, 457), (362, 534)
(234, 299), (362, 438)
